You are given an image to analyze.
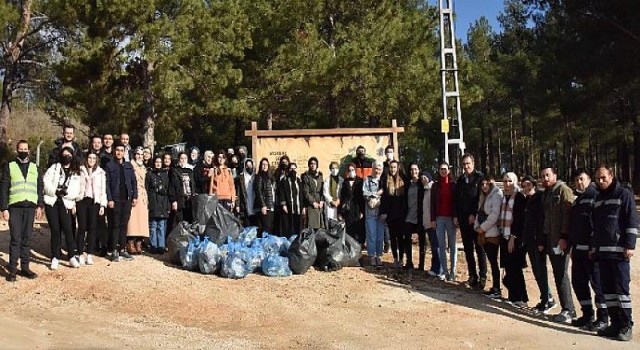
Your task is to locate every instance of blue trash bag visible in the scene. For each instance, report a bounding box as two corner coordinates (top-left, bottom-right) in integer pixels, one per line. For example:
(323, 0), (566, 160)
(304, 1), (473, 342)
(198, 238), (222, 274)
(262, 233), (291, 255)
(246, 246), (266, 272)
(238, 226), (258, 244)
(221, 251), (251, 279)
(180, 237), (201, 271)
(261, 254), (292, 277)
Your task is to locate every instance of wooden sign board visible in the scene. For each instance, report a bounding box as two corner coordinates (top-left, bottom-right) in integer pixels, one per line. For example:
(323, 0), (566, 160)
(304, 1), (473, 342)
(245, 120), (404, 173)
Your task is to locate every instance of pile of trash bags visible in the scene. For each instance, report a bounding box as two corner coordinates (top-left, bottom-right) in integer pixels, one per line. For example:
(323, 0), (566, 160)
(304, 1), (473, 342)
(167, 196), (362, 278)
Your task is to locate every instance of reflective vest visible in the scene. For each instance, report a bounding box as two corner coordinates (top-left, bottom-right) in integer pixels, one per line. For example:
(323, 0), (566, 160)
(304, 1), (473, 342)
(8, 161), (38, 205)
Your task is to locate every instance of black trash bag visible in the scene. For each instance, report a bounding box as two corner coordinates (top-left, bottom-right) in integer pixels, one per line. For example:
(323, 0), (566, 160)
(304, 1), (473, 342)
(204, 203), (243, 245)
(192, 194), (219, 234)
(168, 221), (198, 265)
(315, 221), (362, 271)
(288, 229), (318, 275)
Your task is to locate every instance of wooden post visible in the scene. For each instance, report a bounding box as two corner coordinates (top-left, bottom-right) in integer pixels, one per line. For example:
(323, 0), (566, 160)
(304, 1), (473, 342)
(250, 121), (258, 159)
(392, 119), (400, 158)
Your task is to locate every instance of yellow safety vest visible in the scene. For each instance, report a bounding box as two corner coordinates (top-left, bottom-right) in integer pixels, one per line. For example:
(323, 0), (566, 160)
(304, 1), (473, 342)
(8, 161), (39, 205)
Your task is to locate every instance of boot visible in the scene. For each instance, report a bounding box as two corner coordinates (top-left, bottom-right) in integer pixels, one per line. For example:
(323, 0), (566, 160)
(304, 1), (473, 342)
(418, 246), (426, 271)
(135, 240), (143, 254)
(590, 308), (609, 331)
(127, 240), (136, 255)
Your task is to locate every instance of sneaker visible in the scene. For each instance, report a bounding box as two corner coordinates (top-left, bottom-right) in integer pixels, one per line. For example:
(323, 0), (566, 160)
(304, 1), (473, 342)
(512, 301), (528, 308)
(18, 269), (38, 279)
(478, 277), (487, 290)
(467, 276), (479, 288)
(483, 288), (501, 299)
(78, 255), (86, 266)
(120, 251), (134, 261)
(427, 270), (438, 277)
(50, 258), (59, 270)
(69, 256), (80, 268)
(375, 256), (382, 266)
(447, 274), (456, 282)
(572, 314), (594, 328)
(369, 256), (376, 266)
(547, 298), (558, 312)
(588, 319), (608, 332)
(86, 255), (94, 266)
(552, 309), (576, 324)
(393, 259), (402, 268)
(111, 250), (120, 262)
(437, 274), (446, 281)
(6, 270), (17, 282)
(598, 324), (621, 338)
(534, 300), (553, 314)
(616, 326), (633, 342)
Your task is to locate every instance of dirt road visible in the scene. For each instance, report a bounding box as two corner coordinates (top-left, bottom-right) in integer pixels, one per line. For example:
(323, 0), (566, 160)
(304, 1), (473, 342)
(0, 221), (638, 349)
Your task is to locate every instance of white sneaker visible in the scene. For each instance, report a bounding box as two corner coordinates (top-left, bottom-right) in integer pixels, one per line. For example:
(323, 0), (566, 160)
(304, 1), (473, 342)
(78, 255), (86, 266)
(86, 255), (94, 265)
(50, 257), (59, 270)
(69, 256), (80, 268)
(427, 270), (438, 277)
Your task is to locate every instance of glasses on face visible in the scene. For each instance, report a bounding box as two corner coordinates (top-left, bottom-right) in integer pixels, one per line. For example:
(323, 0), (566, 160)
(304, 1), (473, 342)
(439, 168), (448, 171)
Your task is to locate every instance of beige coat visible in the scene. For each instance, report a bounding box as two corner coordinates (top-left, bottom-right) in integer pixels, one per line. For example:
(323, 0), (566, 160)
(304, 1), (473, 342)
(127, 163), (149, 237)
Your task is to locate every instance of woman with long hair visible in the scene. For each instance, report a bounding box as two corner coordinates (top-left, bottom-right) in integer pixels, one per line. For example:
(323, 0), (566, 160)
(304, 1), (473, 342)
(146, 156), (170, 254)
(380, 160), (407, 268)
(302, 157), (325, 230)
(126, 147), (149, 254)
(43, 146), (85, 269)
(474, 175), (503, 298)
(339, 162), (365, 244)
(76, 152), (107, 265)
(254, 157), (276, 235)
(210, 149), (236, 211)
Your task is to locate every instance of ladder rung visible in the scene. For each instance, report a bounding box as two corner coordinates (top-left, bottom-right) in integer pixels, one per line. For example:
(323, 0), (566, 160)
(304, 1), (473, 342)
(447, 139), (462, 144)
(443, 48), (455, 55)
(445, 91), (459, 98)
(441, 68), (458, 72)
(441, 9), (452, 15)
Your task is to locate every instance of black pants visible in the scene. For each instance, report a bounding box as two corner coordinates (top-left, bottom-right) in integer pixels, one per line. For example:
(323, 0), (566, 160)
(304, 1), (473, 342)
(526, 245), (552, 303)
(219, 199), (233, 212)
(8, 207), (36, 270)
(76, 197), (100, 255)
(242, 214), (258, 228)
(281, 213), (302, 238)
(107, 200), (132, 252)
(96, 214), (108, 254)
(459, 219), (487, 281)
(181, 197), (193, 223)
(546, 252), (575, 312)
(259, 210), (274, 236)
(346, 218), (365, 246)
(403, 222), (425, 266)
(45, 199), (77, 259)
(600, 259), (633, 328)
(387, 219), (404, 262)
(484, 241), (500, 291)
(572, 252), (607, 317)
(502, 245), (529, 303)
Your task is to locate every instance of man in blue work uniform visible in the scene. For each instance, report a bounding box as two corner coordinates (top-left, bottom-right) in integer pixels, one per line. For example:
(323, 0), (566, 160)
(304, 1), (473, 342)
(568, 168), (608, 330)
(591, 165), (637, 341)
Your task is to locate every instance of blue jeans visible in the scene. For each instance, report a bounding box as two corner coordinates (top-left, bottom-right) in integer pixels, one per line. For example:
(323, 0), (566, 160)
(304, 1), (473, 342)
(426, 228), (442, 274)
(365, 216), (385, 257)
(436, 216), (456, 276)
(149, 218), (167, 250)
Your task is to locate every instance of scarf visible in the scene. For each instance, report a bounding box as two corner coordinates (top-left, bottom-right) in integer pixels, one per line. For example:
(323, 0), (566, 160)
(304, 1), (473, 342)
(329, 175), (339, 199)
(499, 193), (516, 238)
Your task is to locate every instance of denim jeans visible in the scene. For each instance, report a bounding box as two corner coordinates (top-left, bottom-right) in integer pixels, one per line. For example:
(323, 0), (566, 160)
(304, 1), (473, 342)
(365, 216), (385, 257)
(426, 228), (442, 274)
(149, 218), (167, 250)
(436, 216), (456, 276)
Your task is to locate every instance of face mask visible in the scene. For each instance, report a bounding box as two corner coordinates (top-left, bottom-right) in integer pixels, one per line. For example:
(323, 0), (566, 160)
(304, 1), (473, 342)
(289, 170), (297, 178)
(357, 152), (364, 158)
(61, 155), (72, 165)
(349, 170), (356, 178)
(231, 162), (238, 167)
(330, 168), (339, 177)
(280, 163), (287, 170)
(17, 151), (29, 161)
(386, 152), (394, 161)
(246, 168), (254, 175)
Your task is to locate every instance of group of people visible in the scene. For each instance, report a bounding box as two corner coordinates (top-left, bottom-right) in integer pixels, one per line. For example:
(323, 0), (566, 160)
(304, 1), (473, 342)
(0, 126), (636, 342)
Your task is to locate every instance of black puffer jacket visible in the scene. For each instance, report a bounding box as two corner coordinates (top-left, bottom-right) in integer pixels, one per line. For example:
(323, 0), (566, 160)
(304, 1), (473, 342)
(146, 169), (170, 219)
(254, 173), (275, 210)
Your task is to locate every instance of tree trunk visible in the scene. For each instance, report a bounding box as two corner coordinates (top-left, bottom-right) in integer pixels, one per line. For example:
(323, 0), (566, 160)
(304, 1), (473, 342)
(141, 60), (156, 153)
(0, 0), (33, 146)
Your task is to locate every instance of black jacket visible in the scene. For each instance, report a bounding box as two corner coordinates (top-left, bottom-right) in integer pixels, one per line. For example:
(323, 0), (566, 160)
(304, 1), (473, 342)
(170, 167), (195, 209)
(235, 170), (255, 217)
(193, 160), (214, 194)
(592, 180), (638, 260)
(569, 183), (598, 251)
(254, 173), (275, 210)
(146, 169), (170, 219)
(339, 177), (365, 224)
(520, 190), (544, 249)
(279, 175), (304, 215)
(455, 170), (483, 219)
(379, 173), (408, 222)
(0, 159), (44, 210)
(105, 160), (137, 202)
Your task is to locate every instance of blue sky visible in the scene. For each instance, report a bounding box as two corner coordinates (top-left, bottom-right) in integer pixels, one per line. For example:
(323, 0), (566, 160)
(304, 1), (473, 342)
(429, 0), (505, 41)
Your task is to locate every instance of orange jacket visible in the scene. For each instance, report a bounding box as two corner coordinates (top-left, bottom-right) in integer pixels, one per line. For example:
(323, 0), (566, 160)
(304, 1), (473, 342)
(210, 167), (236, 202)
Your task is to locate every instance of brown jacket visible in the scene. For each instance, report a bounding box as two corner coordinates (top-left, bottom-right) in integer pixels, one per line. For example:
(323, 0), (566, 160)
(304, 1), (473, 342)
(210, 166), (236, 202)
(541, 181), (574, 254)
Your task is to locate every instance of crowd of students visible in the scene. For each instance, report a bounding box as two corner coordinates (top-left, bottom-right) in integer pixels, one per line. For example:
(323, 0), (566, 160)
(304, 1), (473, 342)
(1, 124), (636, 342)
